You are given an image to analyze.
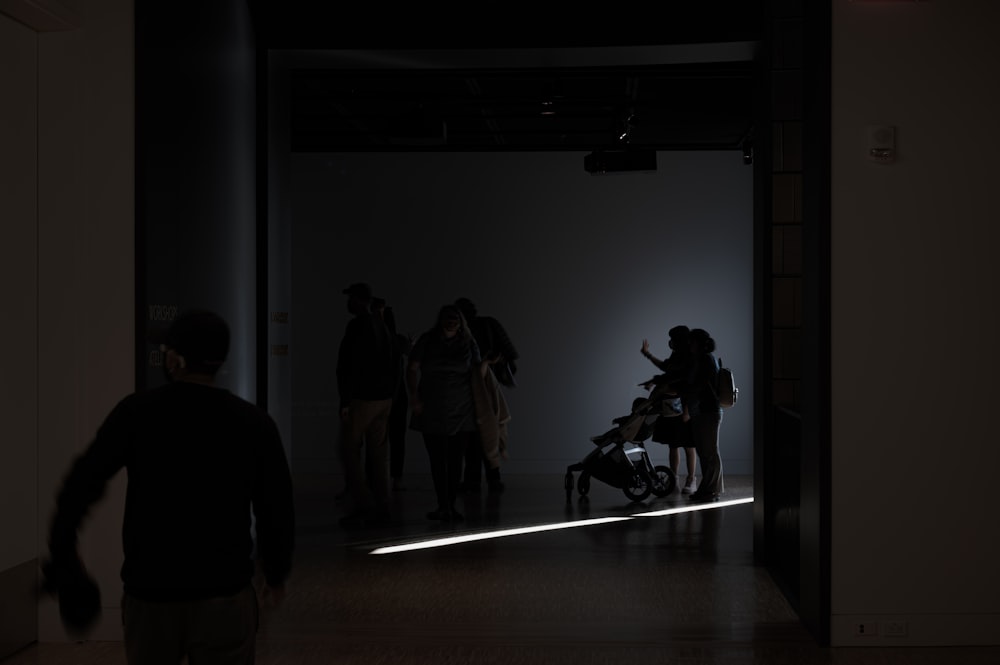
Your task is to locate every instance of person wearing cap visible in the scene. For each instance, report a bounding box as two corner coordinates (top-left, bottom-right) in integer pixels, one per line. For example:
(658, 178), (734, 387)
(42, 308), (295, 663)
(336, 282), (400, 527)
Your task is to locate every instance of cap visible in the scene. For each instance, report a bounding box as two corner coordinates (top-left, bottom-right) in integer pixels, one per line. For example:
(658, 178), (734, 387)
(342, 282), (372, 301)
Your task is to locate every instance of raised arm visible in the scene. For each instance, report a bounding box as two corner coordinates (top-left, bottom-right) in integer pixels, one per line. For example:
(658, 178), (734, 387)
(641, 339), (669, 372)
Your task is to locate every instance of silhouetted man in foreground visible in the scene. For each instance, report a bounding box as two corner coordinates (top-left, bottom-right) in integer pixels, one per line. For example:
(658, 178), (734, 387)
(43, 309), (295, 665)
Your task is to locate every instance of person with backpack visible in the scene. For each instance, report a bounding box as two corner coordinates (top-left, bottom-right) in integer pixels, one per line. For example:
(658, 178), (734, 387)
(683, 328), (725, 502)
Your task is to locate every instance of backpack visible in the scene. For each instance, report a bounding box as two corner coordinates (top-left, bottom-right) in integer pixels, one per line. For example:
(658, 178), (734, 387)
(715, 357), (738, 408)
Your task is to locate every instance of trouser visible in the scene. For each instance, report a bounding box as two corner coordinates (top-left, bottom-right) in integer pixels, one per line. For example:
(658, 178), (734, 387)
(122, 585), (258, 665)
(424, 431), (470, 510)
(340, 397), (393, 513)
(462, 434), (487, 486)
(691, 412), (724, 495)
(387, 388), (408, 480)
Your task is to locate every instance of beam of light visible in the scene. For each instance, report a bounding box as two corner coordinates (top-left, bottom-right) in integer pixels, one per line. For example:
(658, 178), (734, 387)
(630, 496), (754, 517)
(370, 516), (631, 554)
(369, 497), (754, 555)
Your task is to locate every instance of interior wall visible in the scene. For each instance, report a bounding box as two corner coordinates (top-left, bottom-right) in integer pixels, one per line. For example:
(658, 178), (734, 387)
(288, 150), (754, 477)
(0, 12), (41, 659)
(267, 56), (293, 457)
(30, 0), (135, 643)
(830, 0), (1000, 645)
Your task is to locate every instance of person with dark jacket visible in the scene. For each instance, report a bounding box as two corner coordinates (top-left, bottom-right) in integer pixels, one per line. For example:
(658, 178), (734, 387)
(683, 328), (725, 502)
(43, 309), (295, 664)
(336, 282), (399, 527)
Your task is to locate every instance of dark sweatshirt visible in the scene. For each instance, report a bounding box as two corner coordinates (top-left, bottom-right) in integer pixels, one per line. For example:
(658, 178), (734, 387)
(47, 381), (295, 601)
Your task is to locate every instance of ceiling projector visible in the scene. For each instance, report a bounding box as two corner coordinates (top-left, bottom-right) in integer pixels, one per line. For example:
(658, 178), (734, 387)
(584, 149), (657, 175)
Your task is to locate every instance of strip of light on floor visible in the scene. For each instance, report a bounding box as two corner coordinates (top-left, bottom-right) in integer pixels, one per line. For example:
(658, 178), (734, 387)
(631, 496), (754, 517)
(370, 497), (754, 554)
(370, 517), (631, 554)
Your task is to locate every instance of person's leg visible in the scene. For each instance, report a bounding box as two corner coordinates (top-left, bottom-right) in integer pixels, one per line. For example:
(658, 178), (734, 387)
(424, 433), (448, 516)
(446, 433), (469, 519)
(461, 436), (483, 490)
(185, 586), (258, 665)
(123, 594), (186, 665)
(339, 401), (373, 520)
(666, 444), (682, 494)
(388, 390), (408, 489)
(691, 415), (723, 497)
(668, 445), (680, 477)
(683, 446), (698, 493)
(485, 461), (504, 493)
(360, 398), (393, 517)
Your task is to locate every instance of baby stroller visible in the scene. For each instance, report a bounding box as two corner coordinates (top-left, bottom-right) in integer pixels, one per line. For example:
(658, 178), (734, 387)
(564, 384), (678, 502)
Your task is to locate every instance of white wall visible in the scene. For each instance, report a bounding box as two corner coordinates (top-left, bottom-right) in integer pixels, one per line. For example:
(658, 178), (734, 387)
(0, 12), (40, 656)
(830, 0), (1000, 645)
(289, 150), (753, 477)
(10, 0), (133, 643)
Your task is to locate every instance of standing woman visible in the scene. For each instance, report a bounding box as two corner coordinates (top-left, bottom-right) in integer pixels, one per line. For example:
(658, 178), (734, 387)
(407, 304), (487, 522)
(684, 328), (725, 502)
(641, 325), (698, 494)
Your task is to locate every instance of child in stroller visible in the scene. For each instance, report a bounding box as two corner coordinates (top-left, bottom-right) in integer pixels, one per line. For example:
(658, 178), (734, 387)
(564, 382), (678, 502)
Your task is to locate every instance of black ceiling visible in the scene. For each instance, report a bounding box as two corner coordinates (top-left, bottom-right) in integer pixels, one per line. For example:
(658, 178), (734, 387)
(250, 3), (767, 153)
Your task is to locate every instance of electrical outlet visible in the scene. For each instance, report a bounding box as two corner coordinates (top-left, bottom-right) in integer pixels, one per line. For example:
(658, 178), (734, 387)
(855, 622), (878, 637)
(884, 620), (908, 637)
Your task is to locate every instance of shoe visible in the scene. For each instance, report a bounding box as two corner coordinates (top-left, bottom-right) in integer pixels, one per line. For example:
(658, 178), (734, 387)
(688, 492), (720, 503)
(681, 476), (696, 495)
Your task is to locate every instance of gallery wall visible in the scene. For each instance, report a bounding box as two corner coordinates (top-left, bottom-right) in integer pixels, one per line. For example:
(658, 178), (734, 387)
(287, 150), (753, 476)
(828, 0), (1000, 645)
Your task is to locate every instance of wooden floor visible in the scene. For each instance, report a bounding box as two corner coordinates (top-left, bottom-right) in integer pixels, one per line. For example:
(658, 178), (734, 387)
(6, 470), (1000, 665)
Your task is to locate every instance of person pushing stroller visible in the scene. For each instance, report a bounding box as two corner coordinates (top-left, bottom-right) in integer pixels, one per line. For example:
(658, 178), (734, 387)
(639, 325), (698, 495)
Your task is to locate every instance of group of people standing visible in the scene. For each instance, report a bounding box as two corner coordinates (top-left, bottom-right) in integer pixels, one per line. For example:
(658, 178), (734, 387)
(640, 325), (725, 502)
(336, 283), (518, 527)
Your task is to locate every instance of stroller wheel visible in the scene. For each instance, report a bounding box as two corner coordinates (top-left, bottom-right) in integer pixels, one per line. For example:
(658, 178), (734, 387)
(650, 465), (677, 497)
(577, 472), (591, 496)
(623, 472), (652, 502)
